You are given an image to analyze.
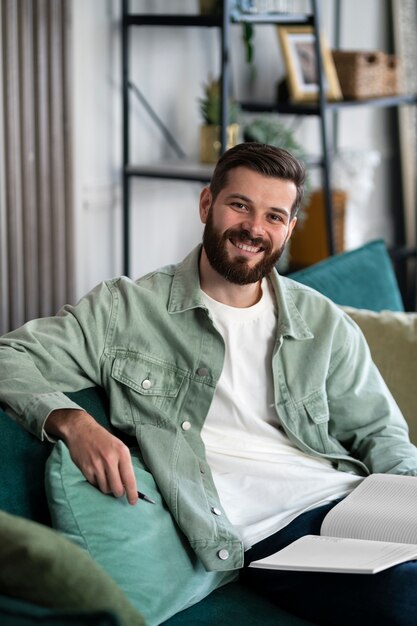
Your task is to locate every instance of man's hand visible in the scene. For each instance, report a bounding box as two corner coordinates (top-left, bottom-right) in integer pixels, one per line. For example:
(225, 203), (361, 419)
(45, 408), (138, 505)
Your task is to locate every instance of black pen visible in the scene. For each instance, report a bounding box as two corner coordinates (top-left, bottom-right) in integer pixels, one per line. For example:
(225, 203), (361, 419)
(138, 491), (156, 504)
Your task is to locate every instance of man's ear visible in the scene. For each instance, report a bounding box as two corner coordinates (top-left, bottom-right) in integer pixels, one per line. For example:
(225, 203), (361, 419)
(199, 187), (212, 224)
(287, 216), (297, 240)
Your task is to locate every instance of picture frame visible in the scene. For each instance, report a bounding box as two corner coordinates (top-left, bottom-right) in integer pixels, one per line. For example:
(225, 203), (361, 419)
(277, 26), (342, 102)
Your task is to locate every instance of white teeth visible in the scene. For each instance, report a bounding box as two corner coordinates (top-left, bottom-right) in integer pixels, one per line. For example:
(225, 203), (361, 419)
(235, 242), (260, 253)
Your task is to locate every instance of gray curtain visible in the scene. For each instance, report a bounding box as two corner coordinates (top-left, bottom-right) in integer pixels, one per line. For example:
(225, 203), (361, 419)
(0, 0), (74, 334)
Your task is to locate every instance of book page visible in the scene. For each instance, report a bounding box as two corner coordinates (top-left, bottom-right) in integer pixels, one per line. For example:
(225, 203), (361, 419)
(321, 473), (417, 544)
(249, 534), (417, 574)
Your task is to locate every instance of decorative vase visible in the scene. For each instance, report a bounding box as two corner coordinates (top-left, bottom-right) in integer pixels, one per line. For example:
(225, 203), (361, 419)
(199, 123), (239, 164)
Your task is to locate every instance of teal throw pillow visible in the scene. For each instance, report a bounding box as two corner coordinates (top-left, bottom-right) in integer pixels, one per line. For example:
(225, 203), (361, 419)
(45, 442), (236, 626)
(288, 239), (404, 312)
(0, 510), (145, 626)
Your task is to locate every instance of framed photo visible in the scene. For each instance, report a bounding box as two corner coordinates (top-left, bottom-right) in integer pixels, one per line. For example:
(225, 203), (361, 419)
(278, 26), (342, 102)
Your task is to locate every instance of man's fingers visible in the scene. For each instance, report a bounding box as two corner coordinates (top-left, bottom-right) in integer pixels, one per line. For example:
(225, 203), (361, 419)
(96, 445), (138, 504)
(62, 418), (138, 504)
(81, 460), (112, 494)
(119, 453), (138, 505)
(95, 471), (113, 495)
(87, 464), (134, 501)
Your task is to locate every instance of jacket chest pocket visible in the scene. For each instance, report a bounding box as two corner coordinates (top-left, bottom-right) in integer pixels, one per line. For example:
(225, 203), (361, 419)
(111, 354), (186, 424)
(291, 389), (331, 452)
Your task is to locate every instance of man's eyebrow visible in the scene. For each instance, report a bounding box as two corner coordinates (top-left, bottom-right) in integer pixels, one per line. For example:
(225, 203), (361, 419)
(270, 206), (291, 217)
(224, 193), (252, 204)
(225, 193), (290, 216)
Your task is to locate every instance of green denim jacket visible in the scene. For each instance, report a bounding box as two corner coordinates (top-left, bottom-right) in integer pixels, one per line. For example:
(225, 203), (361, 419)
(1, 245), (417, 572)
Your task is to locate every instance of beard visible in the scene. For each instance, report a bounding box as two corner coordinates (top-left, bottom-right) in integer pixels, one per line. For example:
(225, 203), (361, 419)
(202, 209), (286, 285)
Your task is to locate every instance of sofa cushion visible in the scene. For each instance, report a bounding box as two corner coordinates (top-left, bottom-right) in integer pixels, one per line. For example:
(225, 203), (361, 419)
(0, 594), (119, 626)
(46, 442), (236, 626)
(0, 409), (52, 525)
(0, 386), (112, 525)
(288, 239), (404, 312)
(342, 307), (417, 445)
(162, 580), (317, 626)
(0, 510), (145, 626)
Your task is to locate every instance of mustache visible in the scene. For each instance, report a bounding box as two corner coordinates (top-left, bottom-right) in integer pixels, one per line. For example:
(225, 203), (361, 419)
(225, 228), (271, 250)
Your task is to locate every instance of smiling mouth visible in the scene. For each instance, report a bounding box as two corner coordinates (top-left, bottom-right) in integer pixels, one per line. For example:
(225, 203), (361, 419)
(230, 238), (264, 255)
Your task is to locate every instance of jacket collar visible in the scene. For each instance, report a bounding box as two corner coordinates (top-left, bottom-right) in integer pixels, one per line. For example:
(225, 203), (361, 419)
(268, 271), (314, 341)
(168, 245), (204, 313)
(168, 244), (313, 341)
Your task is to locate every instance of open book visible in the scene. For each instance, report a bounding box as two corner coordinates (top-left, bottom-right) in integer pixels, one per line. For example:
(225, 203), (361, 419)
(249, 473), (417, 574)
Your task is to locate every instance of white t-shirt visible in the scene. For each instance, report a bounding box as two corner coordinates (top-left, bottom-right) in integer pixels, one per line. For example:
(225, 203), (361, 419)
(200, 278), (362, 549)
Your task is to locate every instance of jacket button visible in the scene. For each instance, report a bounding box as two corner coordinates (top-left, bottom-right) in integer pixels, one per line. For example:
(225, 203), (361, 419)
(196, 367), (209, 376)
(181, 421), (191, 431)
(217, 549), (229, 560)
(141, 379), (152, 390)
(211, 507), (222, 516)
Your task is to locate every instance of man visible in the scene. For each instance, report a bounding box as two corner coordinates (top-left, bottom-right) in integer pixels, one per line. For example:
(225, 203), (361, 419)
(1, 143), (417, 625)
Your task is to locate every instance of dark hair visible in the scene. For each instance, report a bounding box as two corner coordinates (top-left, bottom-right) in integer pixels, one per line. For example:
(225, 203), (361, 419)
(209, 142), (306, 217)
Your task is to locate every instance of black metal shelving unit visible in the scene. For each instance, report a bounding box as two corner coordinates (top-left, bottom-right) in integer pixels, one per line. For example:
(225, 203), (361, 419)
(122, 0), (417, 302)
(121, 0), (325, 276)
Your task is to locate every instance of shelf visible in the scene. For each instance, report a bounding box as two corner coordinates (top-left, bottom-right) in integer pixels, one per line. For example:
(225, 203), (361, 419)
(328, 93), (417, 110)
(389, 246), (417, 261)
(124, 153), (324, 182)
(241, 93), (417, 116)
(125, 162), (214, 183)
(241, 101), (325, 116)
(126, 15), (221, 27)
(230, 12), (314, 26)
(125, 12), (314, 28)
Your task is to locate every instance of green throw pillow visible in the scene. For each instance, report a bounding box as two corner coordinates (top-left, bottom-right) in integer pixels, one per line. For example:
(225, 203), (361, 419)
(288, 240), (404, 312)
(45, 442), (236, 626)
(0, 510), (145, 626)
(342, 306), (417, 445)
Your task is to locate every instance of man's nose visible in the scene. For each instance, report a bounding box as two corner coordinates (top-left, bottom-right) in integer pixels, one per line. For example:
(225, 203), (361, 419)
(241, 215), (265, 238)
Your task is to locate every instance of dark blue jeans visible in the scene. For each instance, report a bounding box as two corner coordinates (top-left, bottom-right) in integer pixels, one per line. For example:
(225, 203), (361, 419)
(241, 500), (417, 626)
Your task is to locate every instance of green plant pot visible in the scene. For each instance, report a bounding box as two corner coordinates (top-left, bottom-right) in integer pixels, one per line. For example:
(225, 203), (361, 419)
(200, 124), (239, 163)
(199, 0), (221, 15)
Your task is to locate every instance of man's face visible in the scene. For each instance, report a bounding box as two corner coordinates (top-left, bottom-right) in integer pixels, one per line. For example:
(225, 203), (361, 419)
(199, 167), (297, 285)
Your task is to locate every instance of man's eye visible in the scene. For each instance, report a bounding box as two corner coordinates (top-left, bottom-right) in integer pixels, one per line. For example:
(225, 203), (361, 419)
(232, 203), (247, 210)
(269, 214), (283, 222)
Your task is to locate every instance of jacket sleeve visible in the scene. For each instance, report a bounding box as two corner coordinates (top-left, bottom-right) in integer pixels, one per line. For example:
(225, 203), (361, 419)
(0, 281), (114, 439)
(327, 313), (417, 476)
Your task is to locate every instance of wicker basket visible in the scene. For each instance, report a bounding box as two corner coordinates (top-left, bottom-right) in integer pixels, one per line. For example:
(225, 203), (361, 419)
(332, 50), (400, 99)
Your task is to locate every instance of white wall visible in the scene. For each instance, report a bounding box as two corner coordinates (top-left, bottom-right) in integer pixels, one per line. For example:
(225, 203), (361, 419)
(71, 0), (395, 301)
(72, 0), (121, 299)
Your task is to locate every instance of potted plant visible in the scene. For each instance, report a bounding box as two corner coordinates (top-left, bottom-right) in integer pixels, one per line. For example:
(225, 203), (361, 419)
(199, 0), (222, 15)
(199, 1), (255, 65)
(199, 77), (240, 163)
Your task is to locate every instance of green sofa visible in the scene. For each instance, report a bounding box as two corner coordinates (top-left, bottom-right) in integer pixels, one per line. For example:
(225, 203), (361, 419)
(1, 240), (415, 626)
